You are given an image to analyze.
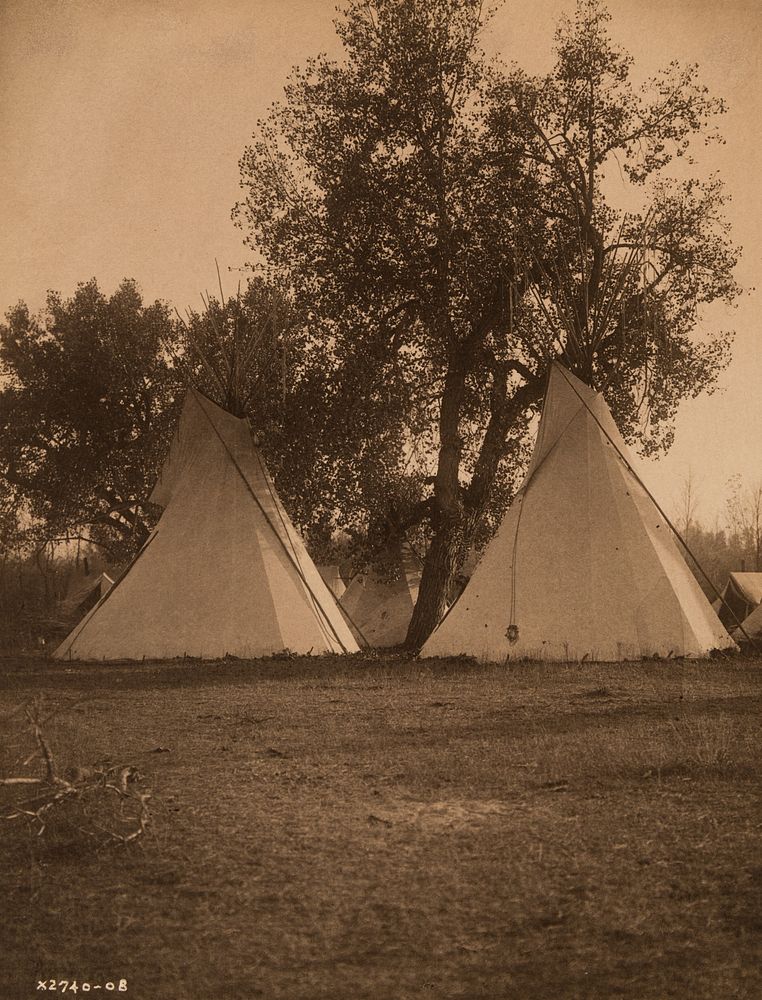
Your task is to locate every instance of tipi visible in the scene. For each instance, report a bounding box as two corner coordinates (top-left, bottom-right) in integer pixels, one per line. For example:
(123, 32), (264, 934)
(54, 389), (359, 660)
(341, 542), (421, 647)
(715, 572), (762, 629)
(317, 564), (347, 600)
(421, 363), (736, 662)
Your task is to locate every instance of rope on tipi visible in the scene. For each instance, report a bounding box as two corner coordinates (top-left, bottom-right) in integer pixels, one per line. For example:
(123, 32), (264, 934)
(191, 392), (353, 654)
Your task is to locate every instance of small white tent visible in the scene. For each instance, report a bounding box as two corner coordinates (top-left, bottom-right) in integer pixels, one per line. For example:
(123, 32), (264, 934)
(54, 389), (359, 660)
(317, 564), (346, 600)
(733, 599), (762, 644)
(421, 363), (736, 663)
(341, 543), (421, 647)
(61, 570), (115, 620)
(716, 572), (762, 629)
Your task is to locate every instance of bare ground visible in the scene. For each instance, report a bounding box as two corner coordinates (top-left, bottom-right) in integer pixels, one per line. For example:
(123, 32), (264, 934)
(0, 653), (760, 1000)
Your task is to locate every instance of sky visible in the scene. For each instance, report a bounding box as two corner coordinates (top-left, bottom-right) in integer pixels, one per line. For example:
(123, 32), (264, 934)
(1, 0), (760, 524)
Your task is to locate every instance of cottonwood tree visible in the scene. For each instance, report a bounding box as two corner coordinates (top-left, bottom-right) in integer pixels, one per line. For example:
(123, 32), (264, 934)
(486, 0), (738, 446)
(0, 279), (184, 561)
(236, 0), (741, 646)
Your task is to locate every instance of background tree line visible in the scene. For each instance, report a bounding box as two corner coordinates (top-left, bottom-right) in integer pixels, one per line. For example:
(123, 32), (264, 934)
(676, 471), (762, 598)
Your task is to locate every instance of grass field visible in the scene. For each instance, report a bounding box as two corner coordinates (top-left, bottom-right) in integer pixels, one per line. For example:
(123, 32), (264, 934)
(1, 653), (761, 1000)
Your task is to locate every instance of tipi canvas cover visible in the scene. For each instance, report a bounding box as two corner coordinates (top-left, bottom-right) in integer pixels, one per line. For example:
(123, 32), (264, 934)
(55, 390), (358, 660)
(422, 364), (735, 662)
(341, 543), (421, 647)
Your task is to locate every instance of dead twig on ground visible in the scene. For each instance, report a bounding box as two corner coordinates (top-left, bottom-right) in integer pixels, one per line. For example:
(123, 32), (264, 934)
(0, 698), (152, 847)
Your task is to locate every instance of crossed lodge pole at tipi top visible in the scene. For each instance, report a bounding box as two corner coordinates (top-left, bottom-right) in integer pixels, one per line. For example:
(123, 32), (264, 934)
(524, 208), (664, 389)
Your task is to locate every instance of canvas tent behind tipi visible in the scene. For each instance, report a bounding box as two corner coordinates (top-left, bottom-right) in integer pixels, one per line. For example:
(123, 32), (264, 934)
(61, 571), (115, 622)
(422, 363), (735, 663)
(55, 389), (359, 660)
(715, 572), (762, 629)
(341, 543), (421, 647)
(733, 599), (762, 643)
(317, 564), (346, 600)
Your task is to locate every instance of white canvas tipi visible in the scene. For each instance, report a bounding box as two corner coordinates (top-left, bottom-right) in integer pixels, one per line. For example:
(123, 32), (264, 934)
(341, 542), (421, 647)
(421, 363), (736, 662)
(60, 570), (115, 619)
(317, 564), (347, 600)
(55, 389), (359, 660)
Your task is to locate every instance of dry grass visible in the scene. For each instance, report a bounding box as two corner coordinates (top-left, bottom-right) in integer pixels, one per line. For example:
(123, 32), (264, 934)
(0, 653), (760, 1000)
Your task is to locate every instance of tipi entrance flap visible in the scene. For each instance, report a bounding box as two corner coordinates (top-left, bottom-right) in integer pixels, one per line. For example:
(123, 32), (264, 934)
(148, 389), (209, 509)
(189, 390), (355, 653)
(525, 364), (590, 479)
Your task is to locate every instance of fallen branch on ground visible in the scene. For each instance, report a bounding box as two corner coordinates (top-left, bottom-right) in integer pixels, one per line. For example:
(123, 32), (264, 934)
(0, 697), (152, 847)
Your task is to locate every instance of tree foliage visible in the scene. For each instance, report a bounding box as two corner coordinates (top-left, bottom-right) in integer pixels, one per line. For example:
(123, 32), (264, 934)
(236, 0), (741, 646)
(487, 0), (739, 450)
(0, 279), (184, 561)
(0, 274), (316, 566)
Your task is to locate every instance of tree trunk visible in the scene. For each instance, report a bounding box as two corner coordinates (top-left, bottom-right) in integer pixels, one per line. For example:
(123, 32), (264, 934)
(406, 521), (464, 649)
(405, 356), (466, 649)
(405, 367), (547, 651)
(464, 370), (545, 519)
